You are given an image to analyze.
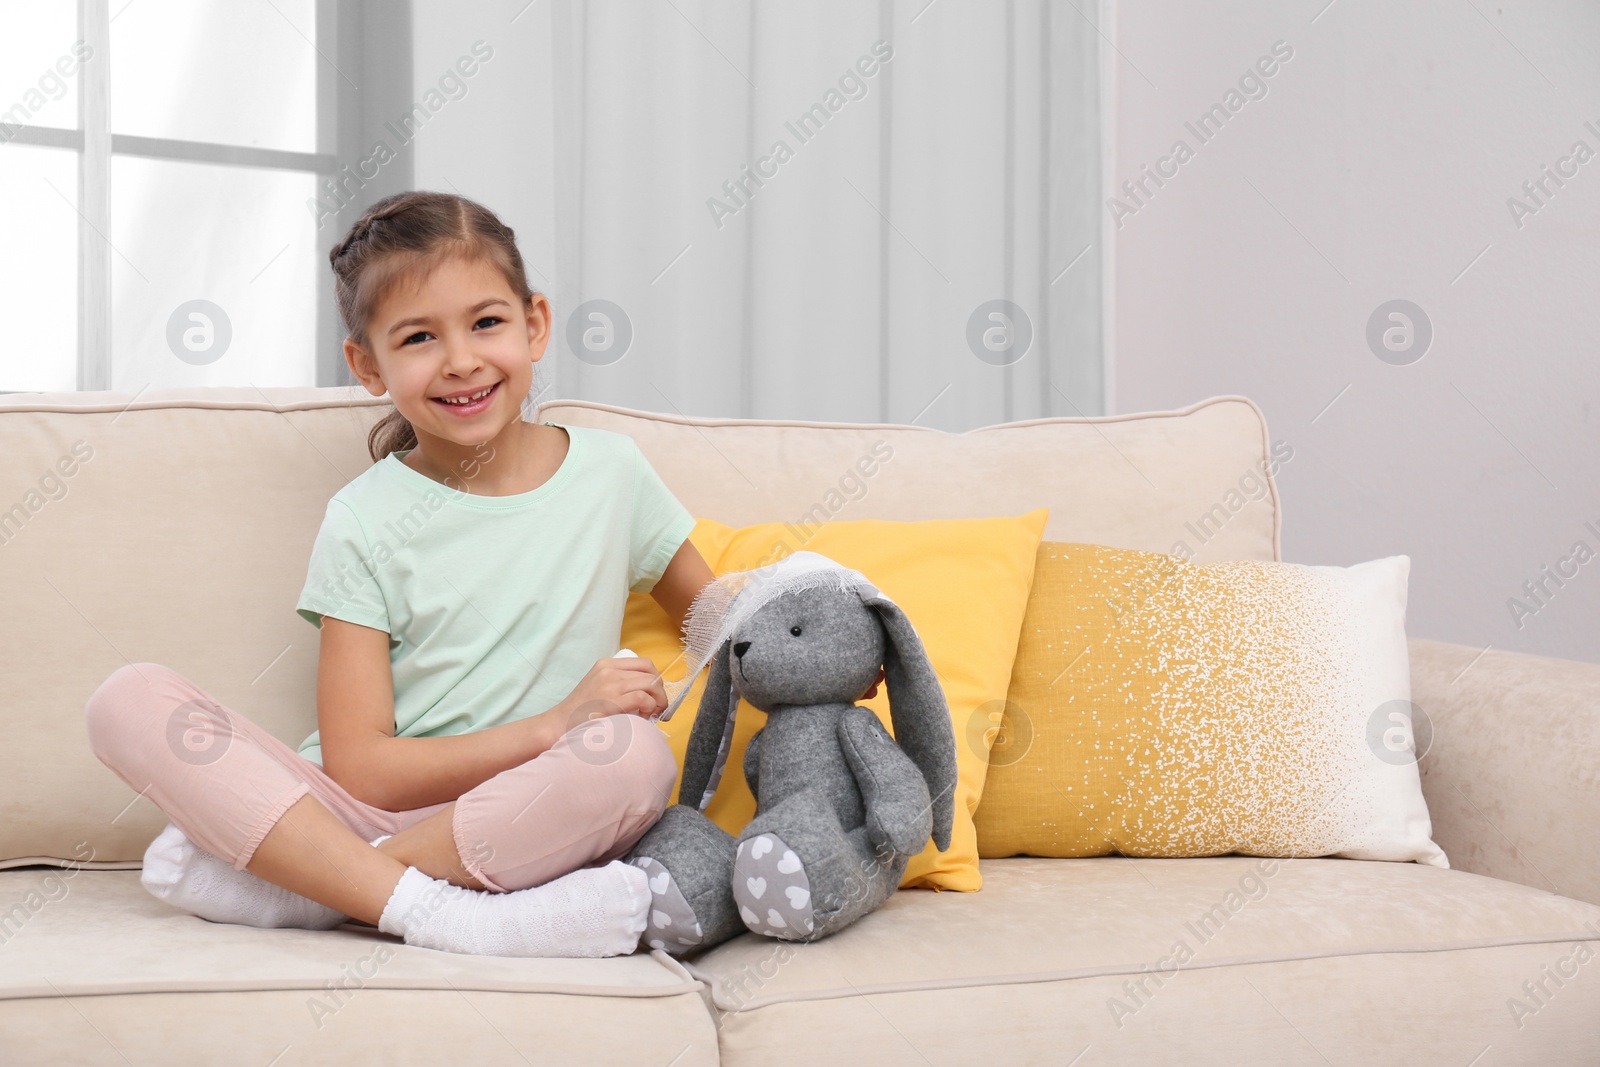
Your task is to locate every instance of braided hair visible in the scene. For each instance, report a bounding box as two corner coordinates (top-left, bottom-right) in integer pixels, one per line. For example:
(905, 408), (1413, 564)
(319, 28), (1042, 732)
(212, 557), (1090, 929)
(329, 191), (540, 461)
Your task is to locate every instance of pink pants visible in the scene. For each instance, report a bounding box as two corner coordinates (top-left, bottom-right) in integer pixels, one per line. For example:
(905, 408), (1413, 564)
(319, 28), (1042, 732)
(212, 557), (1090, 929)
(83, 663), (678, 893)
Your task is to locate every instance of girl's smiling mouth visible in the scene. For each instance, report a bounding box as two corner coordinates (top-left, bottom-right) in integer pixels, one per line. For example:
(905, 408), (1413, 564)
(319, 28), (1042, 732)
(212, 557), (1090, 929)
(432, 381), (500, 415)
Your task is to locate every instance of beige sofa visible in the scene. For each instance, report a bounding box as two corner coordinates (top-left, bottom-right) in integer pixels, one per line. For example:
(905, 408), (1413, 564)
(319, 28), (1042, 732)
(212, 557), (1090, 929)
(1, 386), (1596, 1065)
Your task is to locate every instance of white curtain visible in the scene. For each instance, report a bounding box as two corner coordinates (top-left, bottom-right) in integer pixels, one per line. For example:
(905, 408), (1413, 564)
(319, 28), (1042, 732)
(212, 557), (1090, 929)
(542, 0), (1104, 430)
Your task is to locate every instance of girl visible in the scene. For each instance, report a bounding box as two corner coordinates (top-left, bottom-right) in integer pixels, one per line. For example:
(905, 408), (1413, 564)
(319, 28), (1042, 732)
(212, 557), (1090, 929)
(84, 190), (717, 958)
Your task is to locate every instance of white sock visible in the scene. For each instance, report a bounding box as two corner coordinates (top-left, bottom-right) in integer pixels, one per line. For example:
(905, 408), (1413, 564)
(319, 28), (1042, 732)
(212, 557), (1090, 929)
(377, 861), (650, 958)
(140, 822), (349, 931)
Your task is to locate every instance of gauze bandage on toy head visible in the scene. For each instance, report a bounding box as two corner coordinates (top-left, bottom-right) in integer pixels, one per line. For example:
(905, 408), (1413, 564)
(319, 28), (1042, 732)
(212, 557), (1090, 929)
(659, 550), (889, 723)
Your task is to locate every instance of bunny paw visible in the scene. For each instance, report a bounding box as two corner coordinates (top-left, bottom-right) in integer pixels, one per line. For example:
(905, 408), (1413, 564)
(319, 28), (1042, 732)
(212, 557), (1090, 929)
(629, 856), (704, 955)
(732, 833), (815, 940)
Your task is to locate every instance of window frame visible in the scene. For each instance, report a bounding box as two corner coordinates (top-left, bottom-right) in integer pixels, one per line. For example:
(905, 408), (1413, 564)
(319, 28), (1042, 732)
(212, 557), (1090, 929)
(1, 0), (411, 392)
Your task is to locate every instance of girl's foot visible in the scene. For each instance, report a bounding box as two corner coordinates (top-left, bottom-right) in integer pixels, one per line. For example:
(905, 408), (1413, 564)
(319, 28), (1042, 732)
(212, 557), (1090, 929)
(377, 860), (650, 958)
(140, 822), (350, 930)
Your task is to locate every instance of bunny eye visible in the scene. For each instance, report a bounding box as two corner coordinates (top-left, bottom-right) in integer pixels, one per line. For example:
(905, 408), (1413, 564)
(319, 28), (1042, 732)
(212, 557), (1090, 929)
(789, 625), (803, 637)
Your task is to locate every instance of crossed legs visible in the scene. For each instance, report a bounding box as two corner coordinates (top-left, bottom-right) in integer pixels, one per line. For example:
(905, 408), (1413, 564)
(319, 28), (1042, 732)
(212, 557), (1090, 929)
(85, 662), (677, 951)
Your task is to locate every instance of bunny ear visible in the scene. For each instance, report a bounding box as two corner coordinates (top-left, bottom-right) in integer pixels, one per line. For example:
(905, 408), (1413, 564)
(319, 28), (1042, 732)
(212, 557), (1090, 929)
(678, 637), (739, 811)
(863, 595), (958, 852)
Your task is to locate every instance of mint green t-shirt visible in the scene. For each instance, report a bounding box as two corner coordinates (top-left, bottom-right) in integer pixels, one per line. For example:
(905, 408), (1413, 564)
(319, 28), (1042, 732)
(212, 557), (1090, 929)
(292, 421), (696, 767)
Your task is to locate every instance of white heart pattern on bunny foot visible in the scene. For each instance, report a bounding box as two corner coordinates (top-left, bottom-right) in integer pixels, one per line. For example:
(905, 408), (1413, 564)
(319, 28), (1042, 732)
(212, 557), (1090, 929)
(732, 831), (816, 940)
(629, 856), (703, 956)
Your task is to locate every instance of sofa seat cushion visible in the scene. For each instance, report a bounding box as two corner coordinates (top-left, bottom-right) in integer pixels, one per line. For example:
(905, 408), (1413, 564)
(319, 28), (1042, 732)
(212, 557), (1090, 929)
(0, 869), (719, 1066)
(687, 857), (1600, 1065)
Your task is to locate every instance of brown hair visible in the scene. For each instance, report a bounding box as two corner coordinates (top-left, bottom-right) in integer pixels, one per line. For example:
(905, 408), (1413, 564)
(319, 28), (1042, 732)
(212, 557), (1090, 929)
(328, 190), (540, 461)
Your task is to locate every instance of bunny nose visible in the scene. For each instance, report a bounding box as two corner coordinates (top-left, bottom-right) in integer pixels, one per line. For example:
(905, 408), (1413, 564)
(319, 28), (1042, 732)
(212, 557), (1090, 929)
(733, 641), (751, 659)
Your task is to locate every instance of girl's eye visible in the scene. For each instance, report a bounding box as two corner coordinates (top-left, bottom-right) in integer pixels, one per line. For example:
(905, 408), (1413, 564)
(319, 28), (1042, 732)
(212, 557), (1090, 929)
(400, 317), (501, 346)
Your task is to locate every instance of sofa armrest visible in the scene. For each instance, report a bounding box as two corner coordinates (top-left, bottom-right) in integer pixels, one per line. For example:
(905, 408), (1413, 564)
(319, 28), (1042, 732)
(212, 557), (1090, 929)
(1410, 637), (1600, 905)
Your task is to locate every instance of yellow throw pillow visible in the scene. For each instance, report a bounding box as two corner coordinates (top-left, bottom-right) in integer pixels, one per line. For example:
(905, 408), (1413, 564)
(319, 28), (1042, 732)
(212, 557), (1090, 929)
(622, 509), (1049, 892)
(974, 542), (1446, 866)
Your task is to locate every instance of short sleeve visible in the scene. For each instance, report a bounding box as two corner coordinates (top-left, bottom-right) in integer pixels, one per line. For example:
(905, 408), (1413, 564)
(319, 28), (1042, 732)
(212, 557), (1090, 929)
(629, 441), (696, 594)
(295, 499), (392, 632)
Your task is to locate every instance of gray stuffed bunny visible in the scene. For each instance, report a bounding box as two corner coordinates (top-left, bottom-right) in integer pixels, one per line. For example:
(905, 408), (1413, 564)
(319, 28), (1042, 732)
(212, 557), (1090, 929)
(626, 551), (957, 957)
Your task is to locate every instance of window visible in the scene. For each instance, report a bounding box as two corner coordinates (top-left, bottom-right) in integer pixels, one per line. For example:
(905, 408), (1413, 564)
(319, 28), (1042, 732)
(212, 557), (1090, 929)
(0, 0), (412, 393)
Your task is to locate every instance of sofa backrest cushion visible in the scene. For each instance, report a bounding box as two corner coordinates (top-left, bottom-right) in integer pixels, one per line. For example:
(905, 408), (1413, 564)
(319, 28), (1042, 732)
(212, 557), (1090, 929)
(0, 388), (1277, 867)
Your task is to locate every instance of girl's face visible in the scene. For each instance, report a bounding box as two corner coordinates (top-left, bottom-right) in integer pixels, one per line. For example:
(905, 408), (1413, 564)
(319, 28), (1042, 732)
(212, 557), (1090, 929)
(346, 252), (550, 451)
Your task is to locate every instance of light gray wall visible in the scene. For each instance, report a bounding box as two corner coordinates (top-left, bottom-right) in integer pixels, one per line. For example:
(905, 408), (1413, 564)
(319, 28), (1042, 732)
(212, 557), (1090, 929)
(1110, 0), (1600, 664)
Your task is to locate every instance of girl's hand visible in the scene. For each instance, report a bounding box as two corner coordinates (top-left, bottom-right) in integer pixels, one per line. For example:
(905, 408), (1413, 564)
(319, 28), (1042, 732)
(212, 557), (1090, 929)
(533, 654), (668, 752)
